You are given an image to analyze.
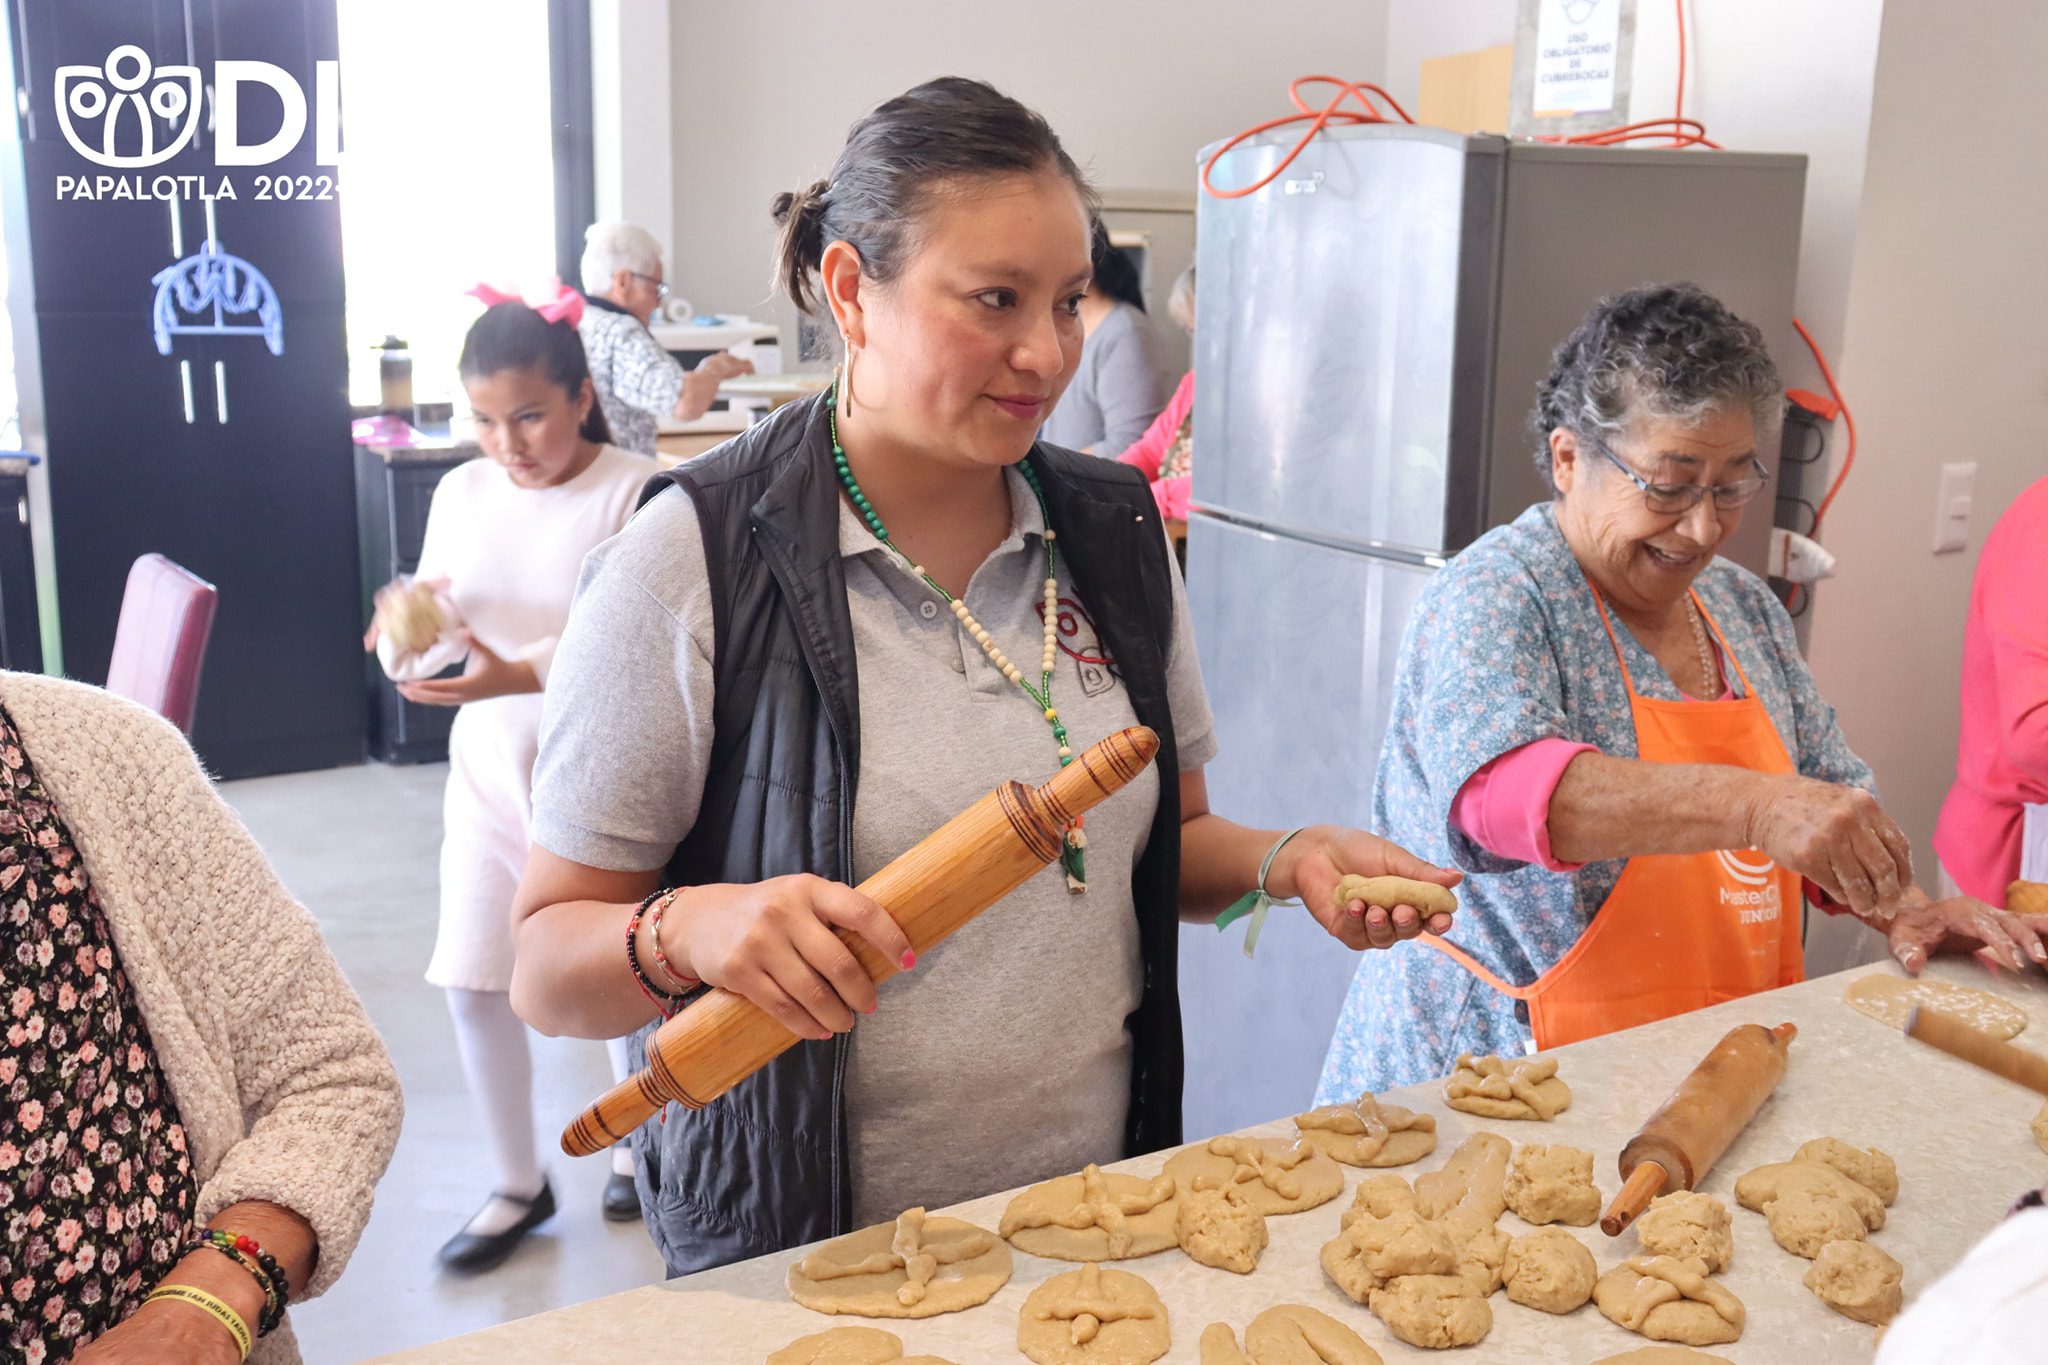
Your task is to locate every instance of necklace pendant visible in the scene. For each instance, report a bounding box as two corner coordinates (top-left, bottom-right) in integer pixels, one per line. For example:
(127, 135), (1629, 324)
(1060, 826), (1087, 895)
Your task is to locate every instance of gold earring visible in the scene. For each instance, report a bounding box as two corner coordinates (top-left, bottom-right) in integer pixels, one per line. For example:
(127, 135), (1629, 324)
(842, 343), (858, 414)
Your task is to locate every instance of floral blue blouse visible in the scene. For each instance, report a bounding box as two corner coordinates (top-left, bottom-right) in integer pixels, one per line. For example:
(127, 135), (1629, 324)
(1316, 504), (1876, 1100)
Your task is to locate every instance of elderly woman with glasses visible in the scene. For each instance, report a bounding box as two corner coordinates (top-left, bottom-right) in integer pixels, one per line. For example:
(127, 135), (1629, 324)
(1318, 283), (2048, 1097)
(576, 221), (754, 456)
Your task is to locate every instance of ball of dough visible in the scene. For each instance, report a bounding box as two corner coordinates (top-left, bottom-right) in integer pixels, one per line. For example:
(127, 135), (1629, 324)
(1176, 1185), (1267, 1275)
(766, 1326), (959, 1365)
(1339, 1174), (1421, 1229)
(1017, 1263), (1170, 1365)
(1734, 1158), (1887, 1258)
(1368, 1273), (1493, 1349)
(375, 579), (444, 653)
(1320, 1209), (1458, 1304)
(1803, 1238), (1904, 1325)
(1504, 1144), (1602, 1227)
(1634, 1192), (1734, 1274)
(1793, 1138), (1899, 1205)
(1501, 1227), (1596, 1314)
(1592, 1256), (1745, 1347)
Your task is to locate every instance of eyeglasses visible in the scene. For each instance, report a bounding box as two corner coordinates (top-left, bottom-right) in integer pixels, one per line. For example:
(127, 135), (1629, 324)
(629, 271), (670, 301)
(1589, 437), (1769, 514)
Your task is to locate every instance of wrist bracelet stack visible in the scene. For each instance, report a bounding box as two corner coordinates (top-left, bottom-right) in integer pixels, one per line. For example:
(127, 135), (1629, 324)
(143, 1283), (251, 1359)
(627, 888), (700, 1019)
(183, 1227), (289, 1338)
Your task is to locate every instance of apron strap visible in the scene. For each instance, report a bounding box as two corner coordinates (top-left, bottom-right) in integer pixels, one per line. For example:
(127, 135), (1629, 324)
(1418, 932), (1536, 1001)
(1690, 590), (1760, 698)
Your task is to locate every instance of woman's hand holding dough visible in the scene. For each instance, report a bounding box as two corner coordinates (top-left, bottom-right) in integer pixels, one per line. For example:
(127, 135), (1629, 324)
(1268, 826), (1461, 951)
(660, 875), (916, 1040)
(1739, 773), (1913, 919)
(1879, 885), (2048, 975)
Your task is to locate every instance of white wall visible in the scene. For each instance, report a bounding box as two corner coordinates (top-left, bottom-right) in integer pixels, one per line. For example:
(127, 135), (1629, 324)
(1802, 0), (2048, 964)
(665, 0), (1389, 334)
(591, 0), (675, 269)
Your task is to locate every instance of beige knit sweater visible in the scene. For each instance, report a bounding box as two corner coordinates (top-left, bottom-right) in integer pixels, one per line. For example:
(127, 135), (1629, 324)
(4, 673), (403, 1364)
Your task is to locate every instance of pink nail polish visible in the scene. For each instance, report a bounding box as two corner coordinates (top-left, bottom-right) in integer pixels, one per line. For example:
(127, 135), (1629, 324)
(900, 950), (917, 970)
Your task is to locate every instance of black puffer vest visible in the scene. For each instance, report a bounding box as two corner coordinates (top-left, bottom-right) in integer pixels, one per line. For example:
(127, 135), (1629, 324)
(627, 394), (1185, 1275)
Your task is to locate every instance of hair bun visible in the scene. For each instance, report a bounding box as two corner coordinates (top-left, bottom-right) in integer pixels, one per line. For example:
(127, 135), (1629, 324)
(771, 178), (830, 228)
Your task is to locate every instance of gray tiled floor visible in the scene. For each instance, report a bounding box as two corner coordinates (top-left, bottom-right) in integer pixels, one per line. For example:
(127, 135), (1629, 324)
(219, 762), (665, 1363)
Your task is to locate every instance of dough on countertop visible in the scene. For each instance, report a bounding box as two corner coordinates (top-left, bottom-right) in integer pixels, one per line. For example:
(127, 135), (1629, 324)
(1294, 1091), (1438, 1168)
(1444, 1054), (1572, 1121)
(1589, 1350), (1735, 1365)
(2035, 1099), (2048, 1156)
(1324, 1210), (1459, 1300)
(765, 1325), (959, 1365)
(1368, 1273), (1493, 1350)
(1804, 1238), (1904, 1325)
(787, 1208), (1011, 1318)
(1163, 1136), (1343, 1216)
(1176, 1184), (1268, 1274)
(1001, 1164), (1179, 1262)
(1504, 1144), (1602, 1227)
(1340, 1174), (1422, 1228)
(1017, 1262), (1170, 1365)
(1633, 1192), (1734, 1274)
(1197, 1305), (1383, 1365)
(1502, 1227), (1597, 1314)
(1735, 1155), (1889, 1258)
(1793, 1138), (1899, 1205)
(1414, 1133), (1512, 1224)
(1592, 1256), (1745, 1347)
(1844, 973), (2028, 1038)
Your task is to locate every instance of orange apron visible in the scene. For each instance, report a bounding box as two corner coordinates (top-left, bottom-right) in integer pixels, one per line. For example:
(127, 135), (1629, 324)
(1421, 585), (1804, 1050)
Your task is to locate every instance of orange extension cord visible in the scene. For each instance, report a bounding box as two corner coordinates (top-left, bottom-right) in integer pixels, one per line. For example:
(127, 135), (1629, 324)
(1791, 318), (1856, 538)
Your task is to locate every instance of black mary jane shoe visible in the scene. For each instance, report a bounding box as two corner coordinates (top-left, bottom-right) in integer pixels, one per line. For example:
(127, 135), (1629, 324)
(601, 1171), (642, 1223)
(437, 1181), (557, 1274)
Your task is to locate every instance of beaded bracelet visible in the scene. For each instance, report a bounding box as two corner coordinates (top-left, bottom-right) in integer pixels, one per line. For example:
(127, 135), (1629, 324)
(627, 889), (691, 1019)
(144, 1283), (252, 1359)
(644, 889), (700, 996)
(189, 1229), (288, 1335)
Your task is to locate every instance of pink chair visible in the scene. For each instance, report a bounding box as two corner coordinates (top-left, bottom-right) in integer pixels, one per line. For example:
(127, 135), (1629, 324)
(105, 554), (218, 735)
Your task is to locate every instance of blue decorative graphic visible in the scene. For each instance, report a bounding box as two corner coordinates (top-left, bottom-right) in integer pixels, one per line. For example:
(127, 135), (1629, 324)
(150, 242), (285, 357)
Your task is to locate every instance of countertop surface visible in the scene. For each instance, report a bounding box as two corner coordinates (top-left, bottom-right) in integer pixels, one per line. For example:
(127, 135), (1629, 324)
(368, 957), (2048, 1363)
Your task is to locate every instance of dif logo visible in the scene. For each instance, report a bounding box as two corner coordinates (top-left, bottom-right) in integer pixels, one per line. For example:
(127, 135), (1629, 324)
(55, 45), (341, 169)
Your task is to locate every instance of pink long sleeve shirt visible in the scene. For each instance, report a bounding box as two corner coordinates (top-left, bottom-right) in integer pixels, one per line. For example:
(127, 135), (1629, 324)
(1116, 371), (1194, 522)
(1934, 477), (2048, 906)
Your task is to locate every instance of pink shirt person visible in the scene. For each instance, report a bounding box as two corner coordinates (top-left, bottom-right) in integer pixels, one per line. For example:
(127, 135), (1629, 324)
(1117, 370), (1195, 522)
(1935, 476), (2048, 906)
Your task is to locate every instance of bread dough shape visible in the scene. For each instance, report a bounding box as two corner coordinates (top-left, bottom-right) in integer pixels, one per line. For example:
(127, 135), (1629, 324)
(1734, 1158), (1888, 1258)
(1414, 1132), (1511, 1225)
(766, 1326), (959, 1365)
(1001, 1164), (1178, 1261)
(1593, 1256), (1745, 1347)
(788, 1207), (1012, 1318)
(1589, 1350), (1735, 1365)
(1339, 1174), (1421, 1228)
(377, 580), (444, 653)
(2034, 1099), (2048, 1156)
(1176, 1184), (1268, 1274)
(1333, 873), (1458, 919)
(1844, 973), (2028, 1038)
(1017, 1262), (1170, 1365)
(1792, 1137), (1899, 1205)
(1804, 1238), (1904, 1325)
(1294, 1091), (1438, 1168)
(1444, 1054), (1572, 1121)
(1634, 1192), (1734, 1274)
(1198, 1305), (1384, 1365)
(1505, 1144), (1602, 1227)
(1322, 1210), (1460, 1302)
(1368, 1273), (1493, 1350)
(1163, 1136), (1343, 1216)
(1502, 1226), (1597, 1314)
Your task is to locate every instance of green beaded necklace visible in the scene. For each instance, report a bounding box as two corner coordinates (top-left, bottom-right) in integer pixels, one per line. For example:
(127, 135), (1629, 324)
(828, 385), (1088, 892)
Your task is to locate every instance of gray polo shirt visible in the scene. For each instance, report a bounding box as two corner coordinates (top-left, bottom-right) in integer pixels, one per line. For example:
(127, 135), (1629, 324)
(1040, 301), (1170, 454)
(532, 467), (1217, 1223)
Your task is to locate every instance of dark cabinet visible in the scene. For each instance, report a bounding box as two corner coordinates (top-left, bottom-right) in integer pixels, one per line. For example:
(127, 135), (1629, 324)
(0, 462), (43, 674)
(6, 0), (364, 778)
(354, 445), (470, 764)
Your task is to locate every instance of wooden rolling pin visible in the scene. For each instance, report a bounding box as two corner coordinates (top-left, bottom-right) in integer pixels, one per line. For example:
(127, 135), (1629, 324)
(1904, 1004), (2048, 1096)
(1600, 1021), (1797, 1236)
(561, 726), (1159, 1158)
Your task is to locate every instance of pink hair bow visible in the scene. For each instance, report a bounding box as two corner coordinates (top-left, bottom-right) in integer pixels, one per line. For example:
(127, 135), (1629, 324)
(465, 279), (585, 327)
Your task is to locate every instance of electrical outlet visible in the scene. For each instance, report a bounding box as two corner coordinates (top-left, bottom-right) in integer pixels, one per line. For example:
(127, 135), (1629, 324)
(1932, 461), (1976, 554)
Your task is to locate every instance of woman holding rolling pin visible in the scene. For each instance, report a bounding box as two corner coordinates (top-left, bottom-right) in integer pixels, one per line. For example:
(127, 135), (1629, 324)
(504, 77), (1459, 1276)
(1319, 283), (2048, 1099)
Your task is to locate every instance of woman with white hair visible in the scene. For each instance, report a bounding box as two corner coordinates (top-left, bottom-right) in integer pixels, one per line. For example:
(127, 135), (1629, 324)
(578, 221), (753, 456)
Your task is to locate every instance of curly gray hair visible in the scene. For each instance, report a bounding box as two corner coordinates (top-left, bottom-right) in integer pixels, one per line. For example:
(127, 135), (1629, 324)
(1532, 283), (1783, 494)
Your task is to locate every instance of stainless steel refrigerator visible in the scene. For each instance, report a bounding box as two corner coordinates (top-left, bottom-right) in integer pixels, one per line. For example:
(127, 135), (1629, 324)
(1179, 126), (1806, 1139)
